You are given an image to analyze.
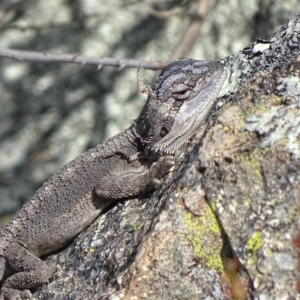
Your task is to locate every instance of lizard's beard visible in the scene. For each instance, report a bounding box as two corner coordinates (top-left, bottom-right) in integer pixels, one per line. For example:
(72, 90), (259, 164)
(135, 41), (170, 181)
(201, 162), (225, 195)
(150, 69), (227, 154)
(150, 99), (213, 154)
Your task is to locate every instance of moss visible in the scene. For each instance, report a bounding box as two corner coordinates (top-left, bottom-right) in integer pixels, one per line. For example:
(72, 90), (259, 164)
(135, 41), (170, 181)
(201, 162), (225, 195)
(184, 207), (223, 272)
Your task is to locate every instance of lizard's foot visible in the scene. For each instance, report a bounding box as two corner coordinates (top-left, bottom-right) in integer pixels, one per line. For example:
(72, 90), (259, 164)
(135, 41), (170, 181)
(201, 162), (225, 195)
(150, 155), (176, 188)
(1, 288), (31, 300)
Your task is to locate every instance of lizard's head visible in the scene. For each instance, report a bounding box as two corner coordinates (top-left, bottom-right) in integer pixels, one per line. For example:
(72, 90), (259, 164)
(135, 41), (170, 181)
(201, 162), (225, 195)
(146, 58), (227, 154)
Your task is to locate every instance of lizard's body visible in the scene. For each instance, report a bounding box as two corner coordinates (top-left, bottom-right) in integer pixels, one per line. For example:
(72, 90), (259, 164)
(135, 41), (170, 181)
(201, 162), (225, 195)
(0, 59), (226, 300)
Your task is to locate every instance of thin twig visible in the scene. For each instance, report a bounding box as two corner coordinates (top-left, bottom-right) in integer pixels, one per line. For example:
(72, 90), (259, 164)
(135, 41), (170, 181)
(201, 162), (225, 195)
(0, 48), (168, 70)
(171, 0), (219, 60)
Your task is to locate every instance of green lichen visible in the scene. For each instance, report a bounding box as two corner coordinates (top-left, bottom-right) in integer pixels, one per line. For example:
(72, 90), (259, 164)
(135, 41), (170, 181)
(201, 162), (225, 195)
(253, 165), (261, 178)
(246, 231), (264, 265)
(132, 221), (144, 231)
(245, 198), (252, 206)
(181, 186), (189, 193)
(245, 156), (262, 181)
(184, 207), (223, 272)
(238, 147), (268, 186)
(244, 105), (269, 116)
(247, 147), (271, 180)
(251, 147), (268, 156)
(223, 126), (230, 132)
(210, 198), (219, 213)
(247, 231), (264, 251)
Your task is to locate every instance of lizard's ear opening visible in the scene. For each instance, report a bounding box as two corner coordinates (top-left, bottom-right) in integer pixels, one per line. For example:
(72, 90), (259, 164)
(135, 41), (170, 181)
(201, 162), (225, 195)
(160, 127), (169, 138)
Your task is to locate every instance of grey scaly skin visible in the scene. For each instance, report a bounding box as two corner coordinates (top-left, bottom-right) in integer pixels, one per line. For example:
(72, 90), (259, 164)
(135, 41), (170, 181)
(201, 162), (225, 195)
(0, 58), (226, 300)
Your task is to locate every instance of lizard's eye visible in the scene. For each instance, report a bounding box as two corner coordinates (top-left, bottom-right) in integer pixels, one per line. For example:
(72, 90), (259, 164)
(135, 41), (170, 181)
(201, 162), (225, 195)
(171, 84), (192, 100)
(172, 90), (192, 100)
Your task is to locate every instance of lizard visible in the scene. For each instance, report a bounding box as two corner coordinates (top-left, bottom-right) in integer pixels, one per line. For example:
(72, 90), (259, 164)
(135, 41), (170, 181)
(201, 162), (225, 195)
(0, 58), (226, 300)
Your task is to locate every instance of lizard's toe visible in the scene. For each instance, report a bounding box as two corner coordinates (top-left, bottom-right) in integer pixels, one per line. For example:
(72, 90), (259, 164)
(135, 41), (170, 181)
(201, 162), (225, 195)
(157, 155), (176, 173)
(150, 155), (176, 183)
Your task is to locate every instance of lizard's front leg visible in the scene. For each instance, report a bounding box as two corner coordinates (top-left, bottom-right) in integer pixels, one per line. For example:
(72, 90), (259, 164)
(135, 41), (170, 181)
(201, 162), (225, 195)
(94, 155), (174, 200)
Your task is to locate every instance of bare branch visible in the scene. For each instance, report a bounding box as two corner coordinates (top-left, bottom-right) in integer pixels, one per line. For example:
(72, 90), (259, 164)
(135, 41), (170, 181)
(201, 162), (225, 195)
(0, 48), (168, 70)
(0, 21), (72, 32)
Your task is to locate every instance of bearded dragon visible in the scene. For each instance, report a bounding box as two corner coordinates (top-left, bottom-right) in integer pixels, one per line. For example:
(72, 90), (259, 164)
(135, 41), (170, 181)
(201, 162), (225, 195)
(0, 58), (226, 300)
